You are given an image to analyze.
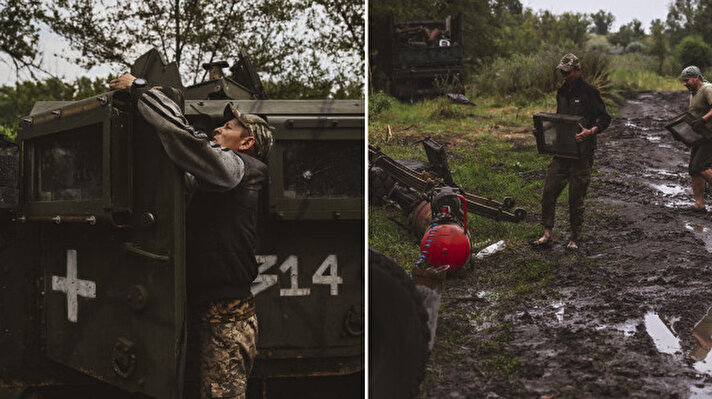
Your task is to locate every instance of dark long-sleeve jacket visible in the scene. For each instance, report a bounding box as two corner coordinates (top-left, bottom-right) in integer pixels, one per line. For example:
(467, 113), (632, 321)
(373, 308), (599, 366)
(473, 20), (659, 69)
(556, 77), (611, 157)
(137, 89), (267, 304)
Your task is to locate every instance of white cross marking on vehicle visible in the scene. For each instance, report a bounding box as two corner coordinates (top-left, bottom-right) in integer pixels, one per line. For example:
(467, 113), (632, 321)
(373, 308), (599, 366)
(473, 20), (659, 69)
(52, 249), (96, 323)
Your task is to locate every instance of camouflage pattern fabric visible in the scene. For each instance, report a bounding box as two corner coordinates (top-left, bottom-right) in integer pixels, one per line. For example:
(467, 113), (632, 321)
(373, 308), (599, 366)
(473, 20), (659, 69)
(681, 65), (707, 81)
(556, 53), (580, 72)
(223, 104), (275, 162)
(197, 296), (258, 399)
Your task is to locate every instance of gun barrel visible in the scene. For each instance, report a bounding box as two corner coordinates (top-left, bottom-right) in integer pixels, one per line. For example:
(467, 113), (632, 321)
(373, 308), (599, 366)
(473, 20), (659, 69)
(369, 145), (526, 223)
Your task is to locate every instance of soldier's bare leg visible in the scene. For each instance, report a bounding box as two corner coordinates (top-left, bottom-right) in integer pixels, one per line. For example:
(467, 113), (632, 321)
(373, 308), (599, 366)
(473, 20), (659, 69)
(692, 174), (707, 209)
(701, 168), (712, 184)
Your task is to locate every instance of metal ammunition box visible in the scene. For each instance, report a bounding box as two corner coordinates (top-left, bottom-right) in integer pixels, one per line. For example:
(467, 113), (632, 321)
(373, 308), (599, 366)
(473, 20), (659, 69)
(533, 112), (585, 159)
(665, 112), (712, 147)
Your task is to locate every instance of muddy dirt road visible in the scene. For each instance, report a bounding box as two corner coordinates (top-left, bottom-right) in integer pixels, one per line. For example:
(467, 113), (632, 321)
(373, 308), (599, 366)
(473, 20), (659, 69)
(421, 91), (712, 398)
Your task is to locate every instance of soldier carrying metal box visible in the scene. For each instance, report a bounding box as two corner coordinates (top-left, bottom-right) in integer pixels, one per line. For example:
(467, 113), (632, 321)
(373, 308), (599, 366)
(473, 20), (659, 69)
(678, 65), (712, 212)
(531, 53), (611, 250)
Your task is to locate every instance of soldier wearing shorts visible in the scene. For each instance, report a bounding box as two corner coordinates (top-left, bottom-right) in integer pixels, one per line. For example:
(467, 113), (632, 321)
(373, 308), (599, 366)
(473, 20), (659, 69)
(110, 73), (274, 399)
(679, 66), (712, 212)
(532, 53), (611, 250)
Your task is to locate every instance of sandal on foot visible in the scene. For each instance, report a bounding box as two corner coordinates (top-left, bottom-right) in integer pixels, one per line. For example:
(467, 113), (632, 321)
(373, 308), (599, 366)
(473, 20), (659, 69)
(530, 238), (553, 248)
(566, 241), (579, 251)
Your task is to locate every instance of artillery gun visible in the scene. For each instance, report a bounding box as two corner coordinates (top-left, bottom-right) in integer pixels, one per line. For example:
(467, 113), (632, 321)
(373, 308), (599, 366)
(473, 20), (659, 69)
(0, 49), (364, 398)
(368, 139), (525, 398)
(369, 139), (526, 238)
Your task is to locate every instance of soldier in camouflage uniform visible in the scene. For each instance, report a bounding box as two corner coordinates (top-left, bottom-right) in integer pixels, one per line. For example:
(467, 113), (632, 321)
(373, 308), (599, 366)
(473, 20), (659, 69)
(531, 53), (611, 250)
(197, 295), (259, 398)
(110, 73), (274, 399)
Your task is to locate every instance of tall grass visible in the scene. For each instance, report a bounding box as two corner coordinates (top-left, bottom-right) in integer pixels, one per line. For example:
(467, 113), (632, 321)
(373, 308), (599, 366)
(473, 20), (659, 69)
(473, 47), (618, 105)
(609, 53), (682, 92)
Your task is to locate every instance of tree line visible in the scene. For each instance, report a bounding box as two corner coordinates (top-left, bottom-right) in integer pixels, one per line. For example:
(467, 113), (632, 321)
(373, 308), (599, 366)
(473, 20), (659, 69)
(370, 0), (712, 92)
(0, 0), (364, 140)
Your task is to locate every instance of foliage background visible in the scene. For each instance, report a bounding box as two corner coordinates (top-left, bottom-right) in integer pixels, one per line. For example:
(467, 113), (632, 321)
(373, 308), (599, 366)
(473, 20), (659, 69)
(0, 0), (364, 141)
(370, 0), (712, 100)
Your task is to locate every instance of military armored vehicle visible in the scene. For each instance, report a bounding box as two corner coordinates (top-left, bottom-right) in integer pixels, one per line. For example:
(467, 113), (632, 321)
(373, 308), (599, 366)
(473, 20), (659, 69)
(0, 50), (364, 398)
(381, 13), (465, 100)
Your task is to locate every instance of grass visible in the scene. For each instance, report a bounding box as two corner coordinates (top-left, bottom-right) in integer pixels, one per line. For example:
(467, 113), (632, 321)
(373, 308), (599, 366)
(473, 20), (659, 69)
(609, 53), (683, 92)
(369, 95), (559, 265)
(369, 71), (675, 389)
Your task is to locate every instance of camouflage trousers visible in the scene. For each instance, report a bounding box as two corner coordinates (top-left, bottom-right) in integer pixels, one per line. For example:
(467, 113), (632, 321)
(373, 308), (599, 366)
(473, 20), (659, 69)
(196, 296), (258, 399)
(541, 156), (593, 237)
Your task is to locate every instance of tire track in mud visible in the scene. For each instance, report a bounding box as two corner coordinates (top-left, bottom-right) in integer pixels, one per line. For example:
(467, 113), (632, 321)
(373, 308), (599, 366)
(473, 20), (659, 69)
(422, 91), (712, 399)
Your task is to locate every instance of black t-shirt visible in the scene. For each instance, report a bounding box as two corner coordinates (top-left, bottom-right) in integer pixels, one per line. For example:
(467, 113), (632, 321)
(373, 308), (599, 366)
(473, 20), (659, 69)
(556, 77), (611, 156)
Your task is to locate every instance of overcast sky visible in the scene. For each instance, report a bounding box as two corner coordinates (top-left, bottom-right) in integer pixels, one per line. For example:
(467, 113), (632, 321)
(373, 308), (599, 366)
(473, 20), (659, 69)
(0, 26), (114, 87)
(521, 0), (672, 32)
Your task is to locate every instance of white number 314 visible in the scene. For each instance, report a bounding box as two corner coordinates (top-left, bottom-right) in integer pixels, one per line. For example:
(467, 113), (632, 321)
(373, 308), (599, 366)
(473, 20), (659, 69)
(251, 255), (343, 296)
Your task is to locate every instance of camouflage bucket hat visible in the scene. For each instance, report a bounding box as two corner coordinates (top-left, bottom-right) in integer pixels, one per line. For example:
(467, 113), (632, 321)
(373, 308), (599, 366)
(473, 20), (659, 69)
(556, 53), (580, 72)
(224, 104), (275, 162)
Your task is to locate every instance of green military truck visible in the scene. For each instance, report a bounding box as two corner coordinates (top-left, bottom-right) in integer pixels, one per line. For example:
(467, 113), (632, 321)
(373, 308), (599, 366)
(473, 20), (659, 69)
(385, 13), (465, 100)
(0, 50), (364, 398)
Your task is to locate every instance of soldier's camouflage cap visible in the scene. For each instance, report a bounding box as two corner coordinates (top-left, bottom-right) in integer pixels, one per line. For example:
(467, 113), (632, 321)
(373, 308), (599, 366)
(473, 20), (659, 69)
(224, 104), (275, 162)
(681, 65), (703, 79)
(556, 53), (580, 72)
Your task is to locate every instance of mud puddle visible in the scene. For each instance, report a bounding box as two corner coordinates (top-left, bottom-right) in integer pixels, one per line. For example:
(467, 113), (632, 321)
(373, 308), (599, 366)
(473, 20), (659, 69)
(685, 222), (712, 252)
(421, 91), (712, 398)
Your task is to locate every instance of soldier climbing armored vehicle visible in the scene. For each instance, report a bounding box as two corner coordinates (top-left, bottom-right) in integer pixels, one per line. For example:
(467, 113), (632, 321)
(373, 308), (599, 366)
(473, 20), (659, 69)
(0, 49), (364, 398)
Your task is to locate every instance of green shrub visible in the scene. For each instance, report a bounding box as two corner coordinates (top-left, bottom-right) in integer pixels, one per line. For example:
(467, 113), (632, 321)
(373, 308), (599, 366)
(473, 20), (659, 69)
(609, 53), (681, 91)
(625, 41), (646, 53)
(427, 96), (470, 120)
(369, 91), (395, 116)
(676, 35), (712, 70)
(0, 125), (15, 142)
(661, 56), (680, 77)
(586, 37), (611, 53)
(473, 47), (616, 104)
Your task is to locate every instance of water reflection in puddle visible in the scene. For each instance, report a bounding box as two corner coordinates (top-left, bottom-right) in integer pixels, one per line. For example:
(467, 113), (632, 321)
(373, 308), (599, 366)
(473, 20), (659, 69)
(644, 312), (682, 354)
(692, 308), (712, 376)
(643, 168), (680, 178)
(689, 385), (712, 398)
(624, 120), (652, 131)
(650, 182), (687, 196)
(595, 320), (637, 337)
(552, 300), (564, 322)
(684, 222), (712, 253)
(644, 134), (662, 143)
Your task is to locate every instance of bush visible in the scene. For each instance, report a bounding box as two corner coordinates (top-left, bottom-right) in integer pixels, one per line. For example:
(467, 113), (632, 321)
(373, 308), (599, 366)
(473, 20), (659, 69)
(625, 41), (646, 54)
(0, 125), (15, 142)
(661, 56), (680, 77)
(427, 96), (469, 120)
(369, 91), (395, 116)
(676, 35), (712, 70)
(609, 54), (681, 92)
(586, 35), (611, 53)
(473, 46), (616, 104)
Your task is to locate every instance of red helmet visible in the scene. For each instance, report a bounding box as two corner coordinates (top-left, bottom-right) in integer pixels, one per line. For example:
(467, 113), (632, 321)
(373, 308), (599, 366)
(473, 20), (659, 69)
(419, 223), (471, 272)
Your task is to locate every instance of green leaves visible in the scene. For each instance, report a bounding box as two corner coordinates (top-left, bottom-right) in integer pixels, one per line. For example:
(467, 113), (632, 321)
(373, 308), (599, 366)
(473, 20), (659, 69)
(41, 0), (363, 98)
(0, 0), (44, 75)
(0, 76), (112, 141)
